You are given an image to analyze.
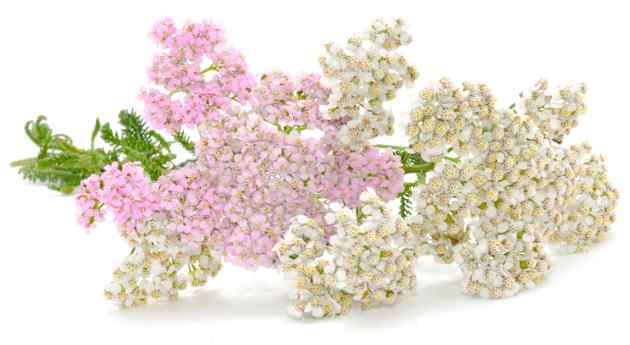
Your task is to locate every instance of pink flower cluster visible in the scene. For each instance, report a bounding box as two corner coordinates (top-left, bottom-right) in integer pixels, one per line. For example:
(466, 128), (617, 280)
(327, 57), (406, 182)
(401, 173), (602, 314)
(140, 18), (255, 131)
(320, 148), (404, 208)
(76, 162), (156, 232)
(252, 72), (330, 128)
(76, 162), (222, 239)
(78, 18), (406, 269)
(155, 164), (223, 243)
(195, 112), (330, 266)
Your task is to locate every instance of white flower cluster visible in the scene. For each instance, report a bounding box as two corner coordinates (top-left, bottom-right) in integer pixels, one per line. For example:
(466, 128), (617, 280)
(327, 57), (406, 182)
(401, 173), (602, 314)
(546, 143), (619, 252)
(275, 190), (418, 318)
(406, 78), (497, 161)
(406, 160), (472, 265)
(320, 18), (418, 150)
(455, 217), (552, 299)
(104, 220), (222, 307)
(274, 217), (352, 318)
(520, 79), (587, 143)
(407, 79), (618, 299)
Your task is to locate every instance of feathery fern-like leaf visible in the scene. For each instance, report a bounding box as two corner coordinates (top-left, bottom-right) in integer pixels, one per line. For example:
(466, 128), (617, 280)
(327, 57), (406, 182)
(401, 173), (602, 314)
(12, 110), (191, 193)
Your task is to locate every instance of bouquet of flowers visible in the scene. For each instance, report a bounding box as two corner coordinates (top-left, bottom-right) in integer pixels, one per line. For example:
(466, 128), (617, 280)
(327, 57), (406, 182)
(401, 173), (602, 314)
(11, 18), (618, 319)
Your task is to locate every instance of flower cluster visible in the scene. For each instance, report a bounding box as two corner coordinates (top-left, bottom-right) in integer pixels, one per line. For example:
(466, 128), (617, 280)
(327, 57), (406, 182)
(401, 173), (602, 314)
(76, 18), (407, 310)
(407, 79), (618, 298)
(60, 17), (620, 318)
(77, 162), (222, 242)
(319, 147), (404, 208)
(252, 72), (330, 129)
(320, 18), (418, 150)
(104, 219), (221, 307)
(520, 79), (587, 143)
(406, 78), (497, 161)
(545, 143), (619, 252)
(140, 18), (255, 131)
(194, 112), (331, 267)
(77, 162), (156, 233)
(275, 190), (418, 318)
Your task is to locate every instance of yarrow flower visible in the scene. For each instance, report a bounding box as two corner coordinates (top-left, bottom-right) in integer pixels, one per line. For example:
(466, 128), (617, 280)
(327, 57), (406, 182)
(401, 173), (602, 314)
(275, 190), (418, 318)
(520, 79), (587, 143)
(320, 18), (418, 150)
(75, 18), (407, 308)
(77, 162), (156, 233)
(545, 143), (619, 252)
(194, 112), (331, 267)
(104, 219), (221, 307)
(140, 18), (255, 131)
(319, 147), (404, 208)
(252, 71), (330, 129)
(406, 78), (618, 298)
(51, 17), (618, 317)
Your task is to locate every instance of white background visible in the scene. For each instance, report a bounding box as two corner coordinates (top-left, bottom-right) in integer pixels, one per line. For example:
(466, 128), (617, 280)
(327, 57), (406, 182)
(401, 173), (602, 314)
(1, 0), (629, 344)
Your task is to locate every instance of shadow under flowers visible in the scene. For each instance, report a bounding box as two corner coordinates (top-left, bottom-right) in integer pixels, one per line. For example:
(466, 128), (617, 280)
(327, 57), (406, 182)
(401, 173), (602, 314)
(110, 269), (291, 322)
(109, 238), (614, 326)
(113, 288), (288, 322)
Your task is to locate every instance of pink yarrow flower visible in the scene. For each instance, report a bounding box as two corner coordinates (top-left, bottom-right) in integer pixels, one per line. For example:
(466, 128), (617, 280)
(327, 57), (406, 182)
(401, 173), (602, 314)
(80, 18), (406, 271)
(140, 18), (255, 131)
(76, 162), (157, 234)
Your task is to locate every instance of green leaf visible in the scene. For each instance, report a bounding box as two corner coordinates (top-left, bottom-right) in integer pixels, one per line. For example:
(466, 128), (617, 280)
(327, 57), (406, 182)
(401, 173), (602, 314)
(12, 109), (190, 193)
(398, 182), (416, 218)
(173, 130), (196, 154)
(375, 145), (436, 218)
(90, 118), (101, 150)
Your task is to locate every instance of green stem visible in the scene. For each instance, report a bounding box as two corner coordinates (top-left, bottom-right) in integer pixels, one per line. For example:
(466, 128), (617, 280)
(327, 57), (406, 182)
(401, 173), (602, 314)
(403, 163), (435, 174)
(200, 64), (218, 75)
(9, 157), (38, 168)
(443, 156), (460, 163)
(355, 207), (365, 225)
(374, 144), (408, 150)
